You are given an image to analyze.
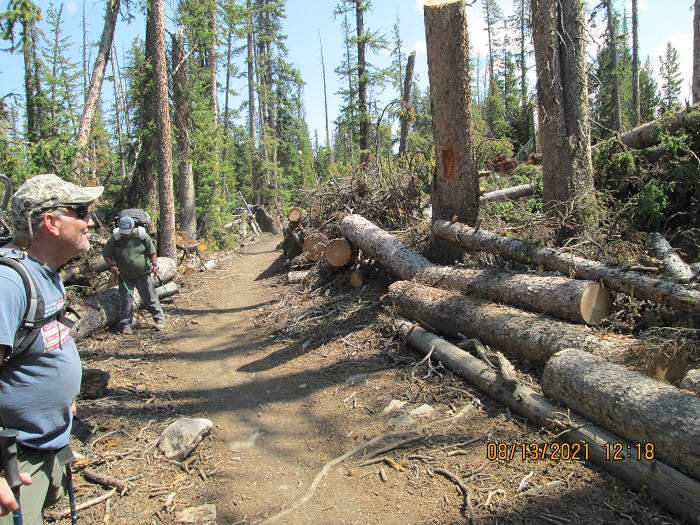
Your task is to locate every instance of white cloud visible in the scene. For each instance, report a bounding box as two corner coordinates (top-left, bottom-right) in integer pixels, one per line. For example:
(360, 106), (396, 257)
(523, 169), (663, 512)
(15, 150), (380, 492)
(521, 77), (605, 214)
(414, 39), (427, 54)
(415, 0), (425, 11)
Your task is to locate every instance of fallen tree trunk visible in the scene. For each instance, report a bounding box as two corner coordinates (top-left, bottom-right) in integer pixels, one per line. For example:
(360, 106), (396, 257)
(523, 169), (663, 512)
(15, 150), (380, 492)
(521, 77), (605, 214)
(432, 220), (700, 315)
(480, 183), (536, 203)
(645, 232), (696, 283)
(395, 317), (700, 525)
(388, 280), (634, 365)
(542, 349), (700, 482)
(341, 214), (610, 324)
(69, 257), (177, 342)
(593, 103), (700, 151)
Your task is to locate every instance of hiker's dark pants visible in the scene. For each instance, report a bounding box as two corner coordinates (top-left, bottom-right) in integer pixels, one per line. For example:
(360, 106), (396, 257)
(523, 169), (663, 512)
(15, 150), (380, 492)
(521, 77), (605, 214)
(119, 272), (165, 328)
(0, 446), (67, 525)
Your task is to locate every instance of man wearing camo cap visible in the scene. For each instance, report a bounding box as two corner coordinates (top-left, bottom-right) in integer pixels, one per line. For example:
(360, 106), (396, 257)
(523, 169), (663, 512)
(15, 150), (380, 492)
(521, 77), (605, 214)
(0, 174), (102, 523)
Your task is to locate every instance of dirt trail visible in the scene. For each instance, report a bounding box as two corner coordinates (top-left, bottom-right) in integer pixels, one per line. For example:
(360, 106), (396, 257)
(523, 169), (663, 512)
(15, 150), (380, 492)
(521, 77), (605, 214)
(74, 233), (680, 525)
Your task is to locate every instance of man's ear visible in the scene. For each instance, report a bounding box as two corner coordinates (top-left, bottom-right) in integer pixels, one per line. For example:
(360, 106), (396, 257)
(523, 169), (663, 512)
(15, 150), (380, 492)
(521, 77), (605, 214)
(41, 211), (63, 237)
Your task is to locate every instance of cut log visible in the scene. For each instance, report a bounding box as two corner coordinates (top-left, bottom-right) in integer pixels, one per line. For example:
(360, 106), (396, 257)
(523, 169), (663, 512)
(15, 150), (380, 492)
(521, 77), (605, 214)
(396, 317), (700, 525)
(480, 183), (536, 203)
(542, 349), (700, 482)
(88, 255), (110, 273)
(286, 270), (311, 285)
(341, 214), (610, 324)
(324, 238), (356, 268)
(432, 219), (700, 316)
(302, 231), (328, 262)
(287, 207), (303, 223)
(388, 280), (634, 365)
(155, 282), (179, 299)
(349, 267), (370, 289)
(176, 241), (206, 254)
(645, 232), (695, 283)
(68, 257), (177, 342)
(80, 368), (110, 399)
(593, 103), (700, 151)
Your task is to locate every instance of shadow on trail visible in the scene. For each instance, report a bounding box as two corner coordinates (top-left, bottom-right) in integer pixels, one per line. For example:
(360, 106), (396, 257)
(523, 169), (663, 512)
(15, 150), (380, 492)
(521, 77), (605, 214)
(254, 253), (287, 281)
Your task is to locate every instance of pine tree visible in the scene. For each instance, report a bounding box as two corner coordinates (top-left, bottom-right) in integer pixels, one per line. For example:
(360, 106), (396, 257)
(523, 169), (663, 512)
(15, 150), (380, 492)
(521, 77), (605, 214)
(659, 42), (683, 111)
(639, 57), (661, 122)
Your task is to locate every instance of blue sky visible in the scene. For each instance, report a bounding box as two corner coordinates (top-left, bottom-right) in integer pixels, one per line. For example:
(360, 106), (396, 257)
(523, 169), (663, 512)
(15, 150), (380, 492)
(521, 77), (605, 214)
(0, 0), (694, 142)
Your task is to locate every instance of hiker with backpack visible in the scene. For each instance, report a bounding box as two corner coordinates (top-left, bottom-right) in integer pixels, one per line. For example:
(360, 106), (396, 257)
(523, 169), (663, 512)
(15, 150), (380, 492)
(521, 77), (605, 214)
(102, 214), (165, 334)
(0, 174), (103, 523)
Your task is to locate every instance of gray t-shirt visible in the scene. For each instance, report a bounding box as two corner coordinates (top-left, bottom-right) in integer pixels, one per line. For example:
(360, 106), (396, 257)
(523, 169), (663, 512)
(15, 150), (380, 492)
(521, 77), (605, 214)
(0, 249), (81, 450)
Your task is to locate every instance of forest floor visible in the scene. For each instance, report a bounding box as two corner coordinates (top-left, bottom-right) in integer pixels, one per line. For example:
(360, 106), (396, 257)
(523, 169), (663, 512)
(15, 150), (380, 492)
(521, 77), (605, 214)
(60, 232), (682, 525)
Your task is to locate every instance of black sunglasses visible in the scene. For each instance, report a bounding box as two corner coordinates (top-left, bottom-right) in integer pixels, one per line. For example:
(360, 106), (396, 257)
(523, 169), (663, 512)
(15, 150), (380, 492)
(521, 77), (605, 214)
(59, 205), (91, 220)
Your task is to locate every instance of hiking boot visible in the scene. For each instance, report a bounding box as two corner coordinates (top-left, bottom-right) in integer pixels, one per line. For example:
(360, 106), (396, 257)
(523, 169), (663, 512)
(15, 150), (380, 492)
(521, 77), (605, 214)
(121, 325), (133, 335)
(154, 321), (165, 331)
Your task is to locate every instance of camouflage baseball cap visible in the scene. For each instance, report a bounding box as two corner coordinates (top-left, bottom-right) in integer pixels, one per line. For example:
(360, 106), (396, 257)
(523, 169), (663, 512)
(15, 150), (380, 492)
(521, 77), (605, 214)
(11, 173), (104, 229)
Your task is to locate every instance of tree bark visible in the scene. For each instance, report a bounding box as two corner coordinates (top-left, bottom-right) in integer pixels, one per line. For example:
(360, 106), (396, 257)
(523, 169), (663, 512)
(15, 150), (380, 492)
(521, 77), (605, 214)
(605, 0), (622, 132)
(632, 0), (640, 125)
(431, 219), (700, 315)
(389, 280), (632, 365)
(172, 28), (197, 238)
(208, 7), (218, 123)
(355, 0), (369, 166)
(398, 50), (416, 155)
(694, 0), (700, 104)
(68, 258), (177, 342)
(341, 214), (610, 324)
(594, 103), (700, 151)
(480, 183), (536, 202)
(423, 0), (478, 264)
(74, 0), (121, 155)
(531, 0), (596, 242)
(542, 349), (700, 482)
(645, 232), (696, 283)
(396, 318), (700, 525)
(151, 0), (177, 259)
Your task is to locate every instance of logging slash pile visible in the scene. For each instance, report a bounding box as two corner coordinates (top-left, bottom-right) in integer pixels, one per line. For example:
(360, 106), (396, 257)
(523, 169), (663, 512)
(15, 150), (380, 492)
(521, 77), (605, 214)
(273, 150), (700, 523)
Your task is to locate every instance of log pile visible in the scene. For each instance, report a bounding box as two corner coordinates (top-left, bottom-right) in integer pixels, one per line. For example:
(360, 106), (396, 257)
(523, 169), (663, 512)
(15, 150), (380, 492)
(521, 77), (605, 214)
(396, 318), (700, 525)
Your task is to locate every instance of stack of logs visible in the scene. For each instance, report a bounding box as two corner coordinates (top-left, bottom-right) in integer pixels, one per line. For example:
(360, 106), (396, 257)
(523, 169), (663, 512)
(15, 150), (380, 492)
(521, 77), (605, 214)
(281, 211), (700, 523)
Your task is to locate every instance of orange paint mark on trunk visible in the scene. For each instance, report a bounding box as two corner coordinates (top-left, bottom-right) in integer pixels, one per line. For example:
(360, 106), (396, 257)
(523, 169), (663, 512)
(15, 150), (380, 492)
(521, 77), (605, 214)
(442, 147), (455, 179)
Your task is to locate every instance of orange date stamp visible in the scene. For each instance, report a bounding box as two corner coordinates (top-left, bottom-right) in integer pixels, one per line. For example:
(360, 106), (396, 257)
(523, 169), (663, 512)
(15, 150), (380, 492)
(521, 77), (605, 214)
(486, 442), (590, 461)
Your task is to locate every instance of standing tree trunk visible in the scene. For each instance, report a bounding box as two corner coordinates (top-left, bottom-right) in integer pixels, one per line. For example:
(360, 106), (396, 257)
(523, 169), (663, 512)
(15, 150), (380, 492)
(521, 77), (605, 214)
(531, 0), (597, 244)
(208, 7), (218, 124)
(632, 0), (640, 125)
(694, 0), (700, 104)
(398, 50), (416, 156)
(247, 0), (259, 203)
(355, 0), (369, 166)
(172, 28), (197, 239)
(605, 0), (622, 132)
(74, 0), (121, 164)
(110, 44), (126, 183)
(320, 35), (334, 163)
(423, 0), (479, 264)
(22, 16), (39, 144)
(151, 0), (176, 259)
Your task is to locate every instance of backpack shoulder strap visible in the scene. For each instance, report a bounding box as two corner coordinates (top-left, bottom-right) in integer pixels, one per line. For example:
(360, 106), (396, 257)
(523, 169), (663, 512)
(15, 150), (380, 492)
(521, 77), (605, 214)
(136, 226), (146, 240)
(0, 250), (49, 358)
(112, 228), (122, 241)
